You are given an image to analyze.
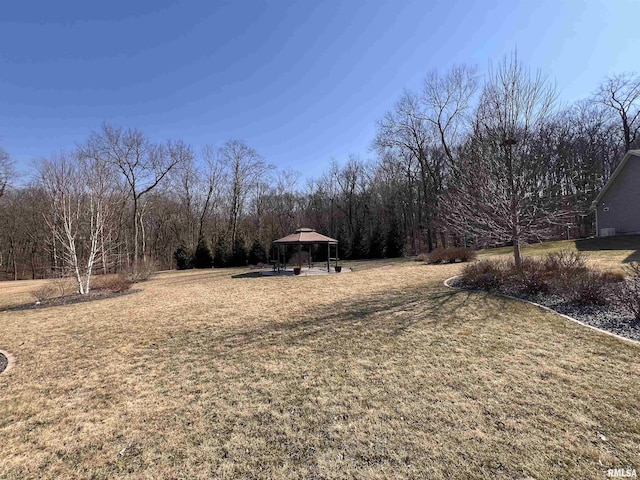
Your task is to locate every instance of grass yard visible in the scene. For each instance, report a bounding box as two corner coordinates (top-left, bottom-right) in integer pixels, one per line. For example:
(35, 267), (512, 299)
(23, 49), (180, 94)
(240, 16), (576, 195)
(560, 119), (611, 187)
(0, 250), (639, 479)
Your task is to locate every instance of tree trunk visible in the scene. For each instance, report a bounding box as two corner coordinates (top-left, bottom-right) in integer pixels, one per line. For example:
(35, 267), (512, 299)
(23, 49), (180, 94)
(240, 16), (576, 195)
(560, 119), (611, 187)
(132, 197), (139, 272)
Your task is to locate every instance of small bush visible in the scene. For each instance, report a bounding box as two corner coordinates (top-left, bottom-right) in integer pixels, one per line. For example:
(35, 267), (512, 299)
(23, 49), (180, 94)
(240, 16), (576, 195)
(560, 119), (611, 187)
(427, 247), (476, 264)
(458, 248), (476, 262)
(510, 257), (550, 295)
(460, 259), (506, 290)
(426, 249), (447, 264)
(124, 259), (157, 283)
(91, 274), (134, 293)
(566, 270), (612, 305)
(32, 284), (57, 303)
(612, 262), (640, 321)
(544, 249), (587, 273)
(459, 251), (627, 309)
(416, 253), (428, 263)
(626, 261), (640, 277)
(50, 275), (74, 297)
(600, 270), (626, 284)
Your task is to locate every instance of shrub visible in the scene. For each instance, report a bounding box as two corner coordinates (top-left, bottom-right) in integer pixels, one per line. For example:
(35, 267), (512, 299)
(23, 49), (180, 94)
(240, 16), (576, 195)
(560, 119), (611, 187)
(453, 247), (476, 263)
(510, 257), (550, 295)
(91, 274), (134, 293)
(460, 259), (506, 290)
(600, 270), (626, 284)
(124, 259), (157, 283)
(193, 238), (213, 269)
(459, 252), (623, 307)
(544, 249), (587, 273)
(416, 253), (428, 263)
(542, 249), (588, 291)
(426, 247), (476, 264)
(566, 270), (612, 305)
(50, 275), (74, 297)
(426, 249), (447, 264)
(612, 262), (640, 321)
(32, 284), (57, 303)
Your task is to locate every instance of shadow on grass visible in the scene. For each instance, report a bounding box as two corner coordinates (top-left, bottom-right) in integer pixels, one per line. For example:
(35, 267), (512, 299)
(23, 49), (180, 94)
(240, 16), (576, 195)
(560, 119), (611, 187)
(165, 284), (484, 357)
(575, 235), (640, 263)
(230, 271), (266, 279)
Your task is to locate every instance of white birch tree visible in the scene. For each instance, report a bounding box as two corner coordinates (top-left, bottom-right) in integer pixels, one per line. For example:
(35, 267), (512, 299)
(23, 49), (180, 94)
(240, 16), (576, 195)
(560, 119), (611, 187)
(39, 151), (121, 294)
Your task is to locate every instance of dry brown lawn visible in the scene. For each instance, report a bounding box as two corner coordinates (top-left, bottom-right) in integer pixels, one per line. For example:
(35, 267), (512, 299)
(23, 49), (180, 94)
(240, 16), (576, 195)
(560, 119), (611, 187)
(0, 254), (638, 479)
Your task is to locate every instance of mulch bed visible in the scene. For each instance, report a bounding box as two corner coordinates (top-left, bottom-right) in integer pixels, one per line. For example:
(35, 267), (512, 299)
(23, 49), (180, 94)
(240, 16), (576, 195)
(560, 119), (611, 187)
(1, 289), (140, 312)
(0, 353), (7, 374)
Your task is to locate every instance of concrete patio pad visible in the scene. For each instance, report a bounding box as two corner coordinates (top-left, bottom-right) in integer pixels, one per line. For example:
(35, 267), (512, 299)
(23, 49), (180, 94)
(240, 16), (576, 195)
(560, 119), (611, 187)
(261, 266), (352, 276)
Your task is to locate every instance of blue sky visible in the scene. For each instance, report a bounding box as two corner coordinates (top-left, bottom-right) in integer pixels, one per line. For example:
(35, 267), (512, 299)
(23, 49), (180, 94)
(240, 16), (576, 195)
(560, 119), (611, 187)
(1, 0), (639, 182)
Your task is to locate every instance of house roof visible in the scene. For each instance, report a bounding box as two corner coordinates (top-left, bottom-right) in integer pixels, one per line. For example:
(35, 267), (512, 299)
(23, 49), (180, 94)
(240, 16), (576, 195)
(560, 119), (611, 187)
(273, 228), (338, 245)
(592, 149), (640, 207)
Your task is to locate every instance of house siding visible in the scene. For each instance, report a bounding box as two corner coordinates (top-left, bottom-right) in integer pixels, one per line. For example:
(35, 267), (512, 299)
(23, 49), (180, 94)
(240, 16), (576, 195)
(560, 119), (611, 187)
(596, 156), (640, 235)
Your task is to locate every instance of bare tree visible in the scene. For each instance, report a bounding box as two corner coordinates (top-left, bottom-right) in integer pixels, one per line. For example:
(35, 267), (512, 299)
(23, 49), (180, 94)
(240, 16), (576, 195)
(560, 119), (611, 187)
(85, 124), (185, 270)
(197, 145), (226, 241)
(375, 92), (446, 251)
(218, 140), (271, 245)
(422, 64), (479, 164)
(0, 145), (14, 198)
(448, 52), (560, 268)
(595, 72), (640, 151)
(39, 151), (120, 294)
(331, 157), (372, 256)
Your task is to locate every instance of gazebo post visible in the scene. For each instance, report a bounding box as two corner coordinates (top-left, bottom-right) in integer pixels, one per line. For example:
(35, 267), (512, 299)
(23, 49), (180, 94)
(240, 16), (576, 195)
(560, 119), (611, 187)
(327, 243), (330, 272)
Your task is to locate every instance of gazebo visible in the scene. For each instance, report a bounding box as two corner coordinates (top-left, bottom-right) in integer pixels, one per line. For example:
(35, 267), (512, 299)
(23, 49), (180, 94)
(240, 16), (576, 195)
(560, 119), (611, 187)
(272, 228), (338, 273)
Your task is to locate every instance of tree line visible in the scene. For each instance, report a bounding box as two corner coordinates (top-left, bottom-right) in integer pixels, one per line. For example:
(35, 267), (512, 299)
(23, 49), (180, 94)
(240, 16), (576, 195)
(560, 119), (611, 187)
(1, 52), (639, 287)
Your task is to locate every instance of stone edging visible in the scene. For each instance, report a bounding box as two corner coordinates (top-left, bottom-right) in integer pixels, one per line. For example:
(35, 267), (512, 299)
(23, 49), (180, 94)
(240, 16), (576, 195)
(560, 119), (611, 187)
(0, 349), (16, 375)
(444, 275), (640, 347)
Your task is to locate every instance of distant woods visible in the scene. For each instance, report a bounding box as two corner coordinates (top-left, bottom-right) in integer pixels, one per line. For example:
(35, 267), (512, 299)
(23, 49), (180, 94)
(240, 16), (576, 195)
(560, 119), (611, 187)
(1, 52), (639, 282)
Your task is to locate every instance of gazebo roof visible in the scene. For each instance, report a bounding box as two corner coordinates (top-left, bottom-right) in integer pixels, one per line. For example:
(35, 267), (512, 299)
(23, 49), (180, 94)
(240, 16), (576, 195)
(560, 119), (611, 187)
(273, 228), (338, 245)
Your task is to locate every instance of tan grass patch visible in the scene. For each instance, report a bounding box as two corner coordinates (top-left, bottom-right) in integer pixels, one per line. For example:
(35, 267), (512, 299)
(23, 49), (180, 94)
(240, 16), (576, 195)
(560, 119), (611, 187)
(0, 258), (638, 478)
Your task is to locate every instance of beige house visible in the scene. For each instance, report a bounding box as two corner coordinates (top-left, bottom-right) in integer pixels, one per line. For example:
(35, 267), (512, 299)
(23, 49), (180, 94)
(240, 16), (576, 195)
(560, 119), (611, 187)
(592, 150), (640, 236)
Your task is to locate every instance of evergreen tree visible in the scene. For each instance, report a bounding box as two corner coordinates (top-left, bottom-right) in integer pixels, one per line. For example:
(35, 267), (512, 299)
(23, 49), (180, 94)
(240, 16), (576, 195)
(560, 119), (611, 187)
(193, 237), (213, 268)
(174, 244), (192, 270)
(351, 225), (369, 259)
(385, 213), (405, 258)
(368, 224), (385, 259)
(248, 239), (267, 265)
(213, 238), (230, 268)
(231, 238), (248, 267)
